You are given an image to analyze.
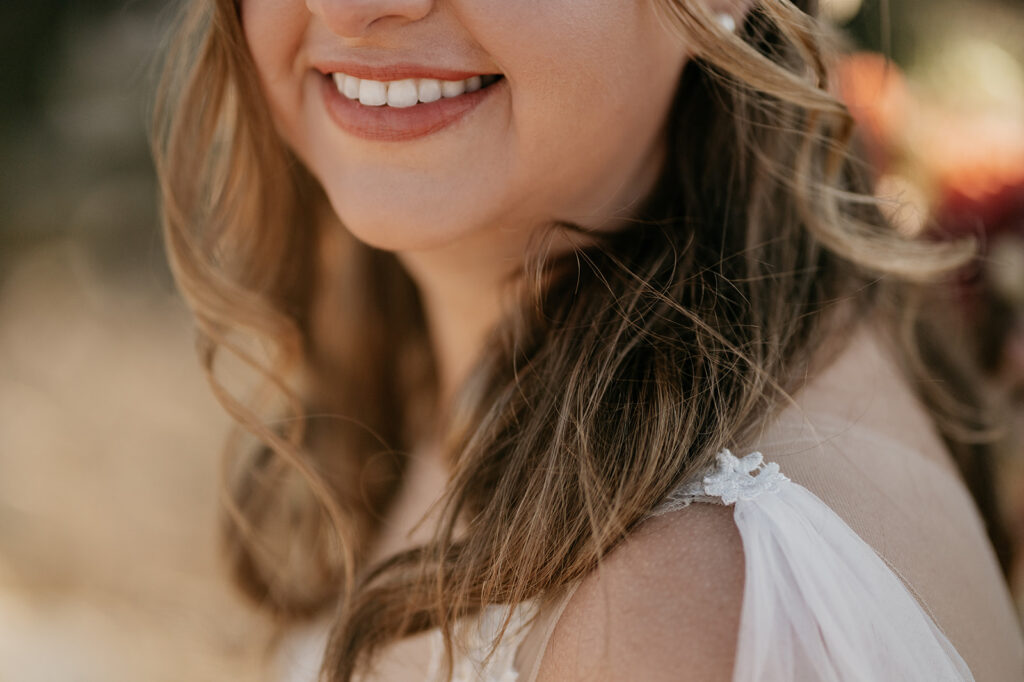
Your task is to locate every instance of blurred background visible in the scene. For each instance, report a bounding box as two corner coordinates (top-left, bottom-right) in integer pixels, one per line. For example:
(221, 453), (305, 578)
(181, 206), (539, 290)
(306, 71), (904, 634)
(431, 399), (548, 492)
(1, 0), (1022, 679)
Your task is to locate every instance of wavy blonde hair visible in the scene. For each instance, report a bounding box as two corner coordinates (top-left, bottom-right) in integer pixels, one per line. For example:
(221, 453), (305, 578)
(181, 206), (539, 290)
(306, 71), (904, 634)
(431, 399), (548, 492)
(152, 0), (1011, 679)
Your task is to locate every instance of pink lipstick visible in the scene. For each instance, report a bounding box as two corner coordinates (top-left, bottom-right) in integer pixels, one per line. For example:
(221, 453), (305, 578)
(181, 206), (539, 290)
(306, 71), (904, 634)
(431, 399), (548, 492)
(316, 64), (505, 143)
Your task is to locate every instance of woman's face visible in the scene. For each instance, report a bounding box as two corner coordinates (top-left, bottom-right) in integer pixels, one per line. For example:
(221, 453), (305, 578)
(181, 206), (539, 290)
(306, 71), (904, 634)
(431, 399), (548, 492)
(241, 0), (690, 252)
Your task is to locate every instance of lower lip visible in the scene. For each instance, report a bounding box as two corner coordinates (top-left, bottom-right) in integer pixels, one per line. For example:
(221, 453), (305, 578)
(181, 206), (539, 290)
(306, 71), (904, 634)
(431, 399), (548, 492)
(320, 75), (504, 142)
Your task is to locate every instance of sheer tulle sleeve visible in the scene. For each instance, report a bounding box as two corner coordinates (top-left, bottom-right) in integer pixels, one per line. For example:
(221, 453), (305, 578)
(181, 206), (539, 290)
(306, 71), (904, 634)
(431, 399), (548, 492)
(650, 449), (975, 682)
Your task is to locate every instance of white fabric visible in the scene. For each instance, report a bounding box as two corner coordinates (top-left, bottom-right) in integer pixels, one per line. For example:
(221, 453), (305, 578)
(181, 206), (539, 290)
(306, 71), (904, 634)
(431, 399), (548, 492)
(277, 447), (976, 681)
(649, 448), (974, 682)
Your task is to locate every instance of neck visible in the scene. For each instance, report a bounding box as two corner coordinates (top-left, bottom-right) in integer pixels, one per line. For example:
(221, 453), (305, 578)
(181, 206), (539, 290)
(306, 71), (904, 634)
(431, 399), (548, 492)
(398, 218), (632, 439)
(397, 229), (526, 419)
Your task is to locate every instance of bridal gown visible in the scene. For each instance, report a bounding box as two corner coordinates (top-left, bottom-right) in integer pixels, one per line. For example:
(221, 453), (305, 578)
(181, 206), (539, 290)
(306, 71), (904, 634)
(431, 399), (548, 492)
(275, 324), (1024, 681)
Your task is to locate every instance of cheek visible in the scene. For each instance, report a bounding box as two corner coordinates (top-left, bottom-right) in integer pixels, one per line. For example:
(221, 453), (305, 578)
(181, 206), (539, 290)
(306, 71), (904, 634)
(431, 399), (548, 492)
(464, 0), (689, 217)
(239, 1), (309, 145)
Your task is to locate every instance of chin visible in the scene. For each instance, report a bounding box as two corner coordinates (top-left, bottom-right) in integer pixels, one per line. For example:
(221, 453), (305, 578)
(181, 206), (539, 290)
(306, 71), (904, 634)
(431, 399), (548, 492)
(324, 190), (489, 253)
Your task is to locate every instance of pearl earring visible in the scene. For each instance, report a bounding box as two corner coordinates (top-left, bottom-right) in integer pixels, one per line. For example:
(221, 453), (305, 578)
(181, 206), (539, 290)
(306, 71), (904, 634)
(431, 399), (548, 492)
(716, 13), (737, 33)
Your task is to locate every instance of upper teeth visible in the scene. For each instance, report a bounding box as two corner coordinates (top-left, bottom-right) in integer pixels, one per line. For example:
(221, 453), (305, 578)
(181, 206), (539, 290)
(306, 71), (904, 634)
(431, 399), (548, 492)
(332, 73), (492, 108)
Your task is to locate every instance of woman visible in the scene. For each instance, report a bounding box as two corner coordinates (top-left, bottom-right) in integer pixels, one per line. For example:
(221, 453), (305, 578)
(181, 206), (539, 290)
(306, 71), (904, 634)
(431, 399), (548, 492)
(152, 0), (1024, 680)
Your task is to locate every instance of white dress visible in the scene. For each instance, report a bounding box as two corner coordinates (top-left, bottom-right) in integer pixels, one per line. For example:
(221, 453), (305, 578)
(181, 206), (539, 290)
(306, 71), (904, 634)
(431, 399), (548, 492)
(277, 447), (978, 682)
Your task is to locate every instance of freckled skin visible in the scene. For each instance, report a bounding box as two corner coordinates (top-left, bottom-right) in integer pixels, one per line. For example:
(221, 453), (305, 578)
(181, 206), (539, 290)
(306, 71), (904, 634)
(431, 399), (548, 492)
(240, 0), (690, 252)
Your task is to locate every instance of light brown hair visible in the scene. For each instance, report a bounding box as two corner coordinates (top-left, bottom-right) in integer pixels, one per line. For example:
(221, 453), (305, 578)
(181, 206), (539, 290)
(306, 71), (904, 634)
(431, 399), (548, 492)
(151, 1), (1010, 679)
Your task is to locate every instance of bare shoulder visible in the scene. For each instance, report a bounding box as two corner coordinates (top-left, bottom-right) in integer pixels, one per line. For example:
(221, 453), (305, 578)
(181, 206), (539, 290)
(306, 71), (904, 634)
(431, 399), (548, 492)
(534, 502), (744, 682)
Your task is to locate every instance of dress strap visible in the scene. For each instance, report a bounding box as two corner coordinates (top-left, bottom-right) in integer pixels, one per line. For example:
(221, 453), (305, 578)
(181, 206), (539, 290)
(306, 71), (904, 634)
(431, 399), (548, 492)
(647, 448), (790, 517)
(648, 446), (975, 680)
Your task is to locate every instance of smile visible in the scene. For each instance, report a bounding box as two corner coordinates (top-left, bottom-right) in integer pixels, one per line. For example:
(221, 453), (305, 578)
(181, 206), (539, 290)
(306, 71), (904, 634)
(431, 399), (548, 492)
(319, 67), (506, 143)
(331, 72), (504, 108)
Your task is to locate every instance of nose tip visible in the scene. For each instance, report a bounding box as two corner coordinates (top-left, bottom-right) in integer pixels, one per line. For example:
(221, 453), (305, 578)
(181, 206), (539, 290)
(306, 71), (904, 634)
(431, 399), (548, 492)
(306, 0), (433, 38)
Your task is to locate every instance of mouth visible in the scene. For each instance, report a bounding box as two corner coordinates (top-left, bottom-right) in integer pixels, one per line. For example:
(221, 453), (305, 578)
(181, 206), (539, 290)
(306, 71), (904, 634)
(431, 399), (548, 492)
(318, 69), (506, 142)
(327, 71), (505, 108)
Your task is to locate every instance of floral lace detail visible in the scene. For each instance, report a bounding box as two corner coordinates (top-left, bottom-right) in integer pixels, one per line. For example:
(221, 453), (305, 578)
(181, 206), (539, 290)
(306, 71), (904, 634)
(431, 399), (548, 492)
(703, 448), (789, 503)
(648, 448), (790, 516)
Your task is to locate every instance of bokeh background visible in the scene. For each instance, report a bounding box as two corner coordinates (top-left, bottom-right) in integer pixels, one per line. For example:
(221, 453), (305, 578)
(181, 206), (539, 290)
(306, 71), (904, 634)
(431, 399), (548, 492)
(1, 1), (1023, 679)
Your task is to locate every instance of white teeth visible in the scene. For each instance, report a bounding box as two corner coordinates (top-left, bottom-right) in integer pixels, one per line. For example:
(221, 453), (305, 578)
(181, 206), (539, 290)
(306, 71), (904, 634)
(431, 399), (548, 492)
(358, 79), (388, 106)
(334, 72), (499, 106)
(440, 79), (466, 98)
(417, 78), (442, 103)
(342, 75), (360, 100)
(386, 78), (419, 108)
(333, 73), (362, 100)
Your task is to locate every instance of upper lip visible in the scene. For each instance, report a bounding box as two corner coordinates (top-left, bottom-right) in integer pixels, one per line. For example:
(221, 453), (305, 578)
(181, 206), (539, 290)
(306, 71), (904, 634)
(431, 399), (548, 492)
(314, 61), (496, 82)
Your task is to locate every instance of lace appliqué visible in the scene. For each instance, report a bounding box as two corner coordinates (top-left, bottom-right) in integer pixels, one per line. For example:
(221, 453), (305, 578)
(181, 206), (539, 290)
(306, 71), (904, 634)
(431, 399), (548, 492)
(649, 448), (790, 517)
